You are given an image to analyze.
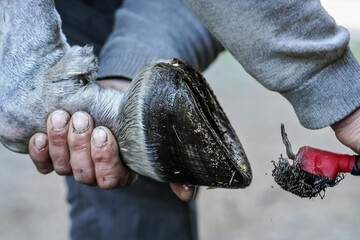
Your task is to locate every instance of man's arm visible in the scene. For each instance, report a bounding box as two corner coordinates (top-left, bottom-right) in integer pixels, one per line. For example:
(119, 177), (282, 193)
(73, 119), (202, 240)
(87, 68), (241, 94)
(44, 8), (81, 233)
(97, 0), (223, 80)
(185, 0), (360, 130)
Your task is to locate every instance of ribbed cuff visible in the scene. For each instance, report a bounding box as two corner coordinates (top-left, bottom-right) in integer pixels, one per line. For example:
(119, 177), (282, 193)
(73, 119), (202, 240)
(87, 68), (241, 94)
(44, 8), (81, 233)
(97, 52), (161, 80)
(282, 49), (360, 129)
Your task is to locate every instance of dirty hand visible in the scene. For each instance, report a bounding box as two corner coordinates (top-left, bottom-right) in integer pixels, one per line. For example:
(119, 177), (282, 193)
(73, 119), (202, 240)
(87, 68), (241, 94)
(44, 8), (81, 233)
(28, 79), (196, 201)
(331, 107), (360, 154)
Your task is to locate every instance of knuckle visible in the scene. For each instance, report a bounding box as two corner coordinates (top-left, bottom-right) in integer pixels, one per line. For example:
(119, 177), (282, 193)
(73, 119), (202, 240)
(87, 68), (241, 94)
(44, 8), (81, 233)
(49, 132), (68, 147)
(91, 146), (118, 164)
(73, 168), (95, 185)
(32, 157), (51, 170)
(98, 175), (120, 190)
(92, 150), (112, 163)
(32, 155), (47, 165)
(96, 164), (130, 189)
(68, 138), (90, 152)
(50, 152), (70, 165)
(53, 164), (72, 176)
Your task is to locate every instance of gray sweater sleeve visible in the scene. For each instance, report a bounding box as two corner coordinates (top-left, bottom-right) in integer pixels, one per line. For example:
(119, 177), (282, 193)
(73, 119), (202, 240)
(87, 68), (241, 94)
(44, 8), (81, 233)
(97, 0), (222, 80)
(185, 0), (360, 129)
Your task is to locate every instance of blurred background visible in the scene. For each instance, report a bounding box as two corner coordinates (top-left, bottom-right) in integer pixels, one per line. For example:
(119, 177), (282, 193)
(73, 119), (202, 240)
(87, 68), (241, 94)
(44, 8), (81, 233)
(1, 0), (359, 239)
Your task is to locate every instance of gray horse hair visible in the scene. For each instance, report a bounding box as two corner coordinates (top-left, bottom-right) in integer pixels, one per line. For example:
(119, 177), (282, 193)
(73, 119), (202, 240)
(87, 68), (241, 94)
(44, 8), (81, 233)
(0, 0), (124, 153)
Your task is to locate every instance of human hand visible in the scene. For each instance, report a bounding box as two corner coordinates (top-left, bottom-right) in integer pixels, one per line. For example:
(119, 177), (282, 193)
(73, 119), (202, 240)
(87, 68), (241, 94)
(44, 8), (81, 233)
(331, 108), (360, 154)
(28, 79), (196, 201)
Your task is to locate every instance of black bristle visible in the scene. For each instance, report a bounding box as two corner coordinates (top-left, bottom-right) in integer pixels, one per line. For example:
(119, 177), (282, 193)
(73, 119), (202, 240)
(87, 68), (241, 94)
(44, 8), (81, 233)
(272, 156), (345, 199)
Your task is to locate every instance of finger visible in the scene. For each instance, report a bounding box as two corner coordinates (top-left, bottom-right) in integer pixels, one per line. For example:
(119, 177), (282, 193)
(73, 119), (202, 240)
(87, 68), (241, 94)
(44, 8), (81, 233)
(47, 110), (72, 175)
(68, 111), (96, 185)
(29, 133), (53, 174)
(170, 183), (198, 202)
(331, 108), (360, 154)
(91, 127), (137, 189)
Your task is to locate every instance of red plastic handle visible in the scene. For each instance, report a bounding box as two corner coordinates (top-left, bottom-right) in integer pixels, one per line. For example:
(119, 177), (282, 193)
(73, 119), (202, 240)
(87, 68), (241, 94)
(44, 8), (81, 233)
(295, 146), (355, 180)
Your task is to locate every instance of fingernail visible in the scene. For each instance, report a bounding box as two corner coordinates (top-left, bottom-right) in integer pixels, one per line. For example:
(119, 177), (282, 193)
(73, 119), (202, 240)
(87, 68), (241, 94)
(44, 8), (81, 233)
(51, 110), (69, 131)
(191, 186), (198, 200)
(129, 172), (138, 185)
(34, 135), (47, 151)
(93, 128), (107, 147)
(183, 184), (198, 201)
(121, 172), (138, 187)
(183, 184), (190, 191)
(72, 112), (89, 133)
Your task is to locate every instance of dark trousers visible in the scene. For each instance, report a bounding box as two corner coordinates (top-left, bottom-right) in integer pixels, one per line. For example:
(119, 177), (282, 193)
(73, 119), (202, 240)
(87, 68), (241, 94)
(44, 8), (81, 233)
(66, 176), (197, 240)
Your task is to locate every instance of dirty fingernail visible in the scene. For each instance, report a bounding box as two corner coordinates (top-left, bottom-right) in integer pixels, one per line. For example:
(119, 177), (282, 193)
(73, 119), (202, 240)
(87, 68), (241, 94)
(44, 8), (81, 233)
(93, 128), (107, 147)
(34, 135), (47, 151)
(51, 110), (68, 131)
(183, 184), (197, 201)
(120, 172), (138, 188)
(191, 186), (198, 200)
(72, 112), (89, 133)
(128, 172), (138, 185)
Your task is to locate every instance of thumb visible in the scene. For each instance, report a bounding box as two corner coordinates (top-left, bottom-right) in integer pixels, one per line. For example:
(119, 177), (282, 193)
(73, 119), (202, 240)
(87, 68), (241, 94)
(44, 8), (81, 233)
(170, 183), (198, 202)
(331, 108), (360, 154)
